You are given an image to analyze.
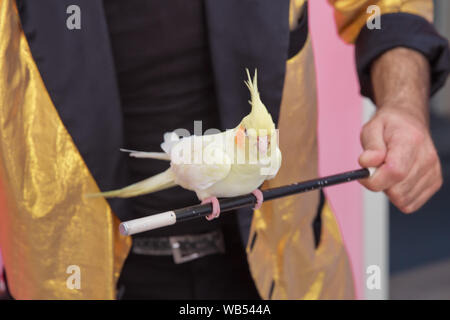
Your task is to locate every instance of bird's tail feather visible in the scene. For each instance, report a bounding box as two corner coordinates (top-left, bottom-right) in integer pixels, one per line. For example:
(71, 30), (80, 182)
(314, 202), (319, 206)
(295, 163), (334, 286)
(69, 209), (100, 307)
(120, 148), (170, 161)
(86, 168), (176, 199)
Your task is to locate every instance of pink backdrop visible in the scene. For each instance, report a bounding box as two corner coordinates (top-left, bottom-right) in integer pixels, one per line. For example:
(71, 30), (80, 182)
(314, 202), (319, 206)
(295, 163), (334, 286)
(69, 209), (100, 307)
(309, 1), (364, 298)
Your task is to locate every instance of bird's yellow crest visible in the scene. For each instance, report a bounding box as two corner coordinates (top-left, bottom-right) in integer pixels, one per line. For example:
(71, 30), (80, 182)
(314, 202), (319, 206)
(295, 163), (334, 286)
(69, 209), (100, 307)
(238, 69), (276, 136)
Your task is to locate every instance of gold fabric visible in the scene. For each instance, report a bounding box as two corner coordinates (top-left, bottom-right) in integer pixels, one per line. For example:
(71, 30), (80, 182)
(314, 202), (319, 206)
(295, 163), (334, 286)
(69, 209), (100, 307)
(329, 0), (433, 43)
(0, 0), (131, 299)
(246, 31), (355, 299)
(289, 0), (307, 30)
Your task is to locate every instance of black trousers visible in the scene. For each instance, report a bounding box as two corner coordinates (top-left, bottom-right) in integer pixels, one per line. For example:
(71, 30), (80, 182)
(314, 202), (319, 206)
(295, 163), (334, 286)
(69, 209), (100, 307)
(118, 214), (260, 300)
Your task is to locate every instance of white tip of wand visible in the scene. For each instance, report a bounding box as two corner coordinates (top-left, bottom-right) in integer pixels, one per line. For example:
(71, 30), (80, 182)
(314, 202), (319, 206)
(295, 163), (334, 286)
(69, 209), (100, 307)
(119, 223), (129, 236)
(368, 167), (376, 177)
(119, 211), (177, 236)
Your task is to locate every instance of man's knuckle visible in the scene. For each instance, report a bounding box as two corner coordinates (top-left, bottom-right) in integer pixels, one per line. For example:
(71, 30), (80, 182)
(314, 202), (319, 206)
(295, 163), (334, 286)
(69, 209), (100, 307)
(389, 165), (407, 181)
(365, 182), (380, 192)
(366, 177), (387, 191)
(402, 204), (416, 214)
(388, 188), (402, 202)
(424, 149), (439, 165)
(438, 178), (443, 189)
(360, 124), (373, 145)
(396, 197), (409, 209)
(361, 123), (369, 135)
(432, 180), (443, 193)
(390, 188), (414, 209)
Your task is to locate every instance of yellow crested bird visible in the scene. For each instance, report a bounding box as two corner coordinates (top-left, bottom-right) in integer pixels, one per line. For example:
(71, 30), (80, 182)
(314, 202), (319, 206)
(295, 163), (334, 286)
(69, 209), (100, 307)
(87, 69), (282, 219)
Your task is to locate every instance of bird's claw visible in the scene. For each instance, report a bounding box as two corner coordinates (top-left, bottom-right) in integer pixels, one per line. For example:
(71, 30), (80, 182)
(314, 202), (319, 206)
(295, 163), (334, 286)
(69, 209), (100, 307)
(252, 189), (264, 210)
(201, 197), (221, 220)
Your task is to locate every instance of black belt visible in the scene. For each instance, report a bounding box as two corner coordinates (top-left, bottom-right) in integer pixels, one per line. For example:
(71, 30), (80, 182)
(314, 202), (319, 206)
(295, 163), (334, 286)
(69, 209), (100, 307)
(132, 229), (225, 264)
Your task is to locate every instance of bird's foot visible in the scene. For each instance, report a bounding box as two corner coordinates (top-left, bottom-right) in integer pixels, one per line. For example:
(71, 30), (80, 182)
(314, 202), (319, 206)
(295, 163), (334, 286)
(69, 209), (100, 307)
(201, 197), (221, 221)
(252, 189), (264, 210)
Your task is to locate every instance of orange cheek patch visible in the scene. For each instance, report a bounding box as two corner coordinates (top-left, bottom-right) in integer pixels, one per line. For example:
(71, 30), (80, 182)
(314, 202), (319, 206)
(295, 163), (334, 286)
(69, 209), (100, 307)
(235, 126), (245, 149)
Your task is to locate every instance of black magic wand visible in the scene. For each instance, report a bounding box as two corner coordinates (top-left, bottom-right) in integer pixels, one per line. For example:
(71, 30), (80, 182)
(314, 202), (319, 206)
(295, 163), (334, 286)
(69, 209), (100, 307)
(119, 167), (375, 236)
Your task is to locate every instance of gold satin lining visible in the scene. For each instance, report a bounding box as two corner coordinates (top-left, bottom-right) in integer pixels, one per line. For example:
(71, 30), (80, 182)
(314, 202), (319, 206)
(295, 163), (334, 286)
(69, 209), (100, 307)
(289, 0), (306, 30)
(247, 30), (354, 299)
(329, 0), (433, 43)
(0, 0), (131, 299)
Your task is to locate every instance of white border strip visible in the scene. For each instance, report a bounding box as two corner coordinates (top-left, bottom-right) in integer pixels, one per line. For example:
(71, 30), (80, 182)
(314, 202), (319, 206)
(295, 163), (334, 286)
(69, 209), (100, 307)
(362, 98), (389, 300)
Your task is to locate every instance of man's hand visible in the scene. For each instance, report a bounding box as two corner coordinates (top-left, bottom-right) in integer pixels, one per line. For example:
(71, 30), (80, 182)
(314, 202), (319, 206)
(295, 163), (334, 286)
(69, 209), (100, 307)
(359, 47), (443, 213)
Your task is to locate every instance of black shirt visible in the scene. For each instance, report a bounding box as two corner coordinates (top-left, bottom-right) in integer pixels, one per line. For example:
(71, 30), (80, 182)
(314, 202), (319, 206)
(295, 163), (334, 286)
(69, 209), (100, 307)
(103, 0), (223, 236)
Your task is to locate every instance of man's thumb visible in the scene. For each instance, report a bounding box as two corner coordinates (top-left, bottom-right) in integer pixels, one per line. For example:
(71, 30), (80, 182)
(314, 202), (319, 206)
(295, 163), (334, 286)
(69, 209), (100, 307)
(359, 122), (386, 168)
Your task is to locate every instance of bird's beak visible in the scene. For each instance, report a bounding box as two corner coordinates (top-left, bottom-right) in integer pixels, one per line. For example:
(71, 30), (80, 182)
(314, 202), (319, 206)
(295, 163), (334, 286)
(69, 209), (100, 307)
(257, 135), (270, 155)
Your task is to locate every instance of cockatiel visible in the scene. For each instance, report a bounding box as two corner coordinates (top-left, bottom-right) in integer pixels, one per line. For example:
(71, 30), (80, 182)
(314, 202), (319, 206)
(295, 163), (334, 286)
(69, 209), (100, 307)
(87, 69), (282, 220)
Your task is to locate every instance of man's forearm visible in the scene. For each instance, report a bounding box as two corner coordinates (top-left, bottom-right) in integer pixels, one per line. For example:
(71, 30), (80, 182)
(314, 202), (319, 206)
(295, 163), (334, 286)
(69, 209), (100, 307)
(370, 47), (430, 125)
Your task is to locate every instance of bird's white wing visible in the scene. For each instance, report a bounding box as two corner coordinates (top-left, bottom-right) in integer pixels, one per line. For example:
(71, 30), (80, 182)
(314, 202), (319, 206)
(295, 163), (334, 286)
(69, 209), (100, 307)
(170, 135), (231, 191)
(266, 147), (282, 180)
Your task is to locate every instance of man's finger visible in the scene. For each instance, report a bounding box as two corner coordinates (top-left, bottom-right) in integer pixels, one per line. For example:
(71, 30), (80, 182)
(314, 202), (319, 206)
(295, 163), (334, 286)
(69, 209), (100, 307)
(400, 162), (442, 213)
(386, 163), (430, 211)
(359, 120), (387, 168)
(402, 179), (442, 213)
(366, 129), (419, 191)
(359, 150), (385, 168)
(384, 132), (418, 181)
(383, 152), (430, 206)
(360, 163), (396, 191)
(360, 120), (386, 150)
(361, 135), (417, 192)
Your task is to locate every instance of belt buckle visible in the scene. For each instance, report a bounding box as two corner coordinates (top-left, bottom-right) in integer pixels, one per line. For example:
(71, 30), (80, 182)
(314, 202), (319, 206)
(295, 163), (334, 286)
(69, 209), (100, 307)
(170, 238), (201, 264)
(169, 230), (225, 264)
